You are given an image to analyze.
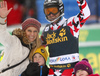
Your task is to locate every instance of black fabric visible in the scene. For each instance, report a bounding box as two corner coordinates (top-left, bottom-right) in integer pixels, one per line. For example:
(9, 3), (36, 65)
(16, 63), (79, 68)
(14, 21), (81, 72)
(42, 65), (49, 76)
(21, 62), (49, 76)
(21, 39), (31, 50)
(79, 0), (83, 4)
(49, 62), (78, 70)
(42, 23), (78, 57)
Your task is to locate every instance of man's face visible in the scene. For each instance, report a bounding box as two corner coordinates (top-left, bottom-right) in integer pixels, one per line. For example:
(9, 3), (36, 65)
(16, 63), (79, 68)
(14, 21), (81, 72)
(44, 7), (60, 23)
(47, 12), (60, 23)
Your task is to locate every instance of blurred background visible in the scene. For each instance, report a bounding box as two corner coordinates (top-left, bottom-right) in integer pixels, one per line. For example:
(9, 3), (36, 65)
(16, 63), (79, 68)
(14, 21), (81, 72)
(0, 0), (100, 74)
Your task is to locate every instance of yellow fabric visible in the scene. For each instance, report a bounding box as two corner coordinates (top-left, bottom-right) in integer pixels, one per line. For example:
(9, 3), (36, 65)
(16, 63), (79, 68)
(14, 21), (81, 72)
(0, 55), (3, 61)
(33, 46), (48, 61)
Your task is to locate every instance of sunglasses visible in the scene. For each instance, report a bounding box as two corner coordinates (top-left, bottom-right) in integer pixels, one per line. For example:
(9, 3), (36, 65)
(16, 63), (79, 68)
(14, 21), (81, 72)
(44, 7), (59, 16)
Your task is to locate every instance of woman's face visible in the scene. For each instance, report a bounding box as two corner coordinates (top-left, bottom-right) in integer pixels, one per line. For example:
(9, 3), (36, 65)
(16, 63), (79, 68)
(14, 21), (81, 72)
(25, 26), (38, 42)
(76, 70), (89, 76)
(33, 53), (45, 66)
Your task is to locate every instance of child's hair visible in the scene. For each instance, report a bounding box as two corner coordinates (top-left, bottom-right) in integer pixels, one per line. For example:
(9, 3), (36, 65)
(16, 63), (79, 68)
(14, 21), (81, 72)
(74, 58), (93, 75)
(32, 46), (48, 62)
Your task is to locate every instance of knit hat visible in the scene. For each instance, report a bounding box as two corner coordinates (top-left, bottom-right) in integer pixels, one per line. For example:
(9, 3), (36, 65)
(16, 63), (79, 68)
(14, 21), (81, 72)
(21, 18), (41, 32)
(33, 46), (48, 61)
(74, 58), (93, 75)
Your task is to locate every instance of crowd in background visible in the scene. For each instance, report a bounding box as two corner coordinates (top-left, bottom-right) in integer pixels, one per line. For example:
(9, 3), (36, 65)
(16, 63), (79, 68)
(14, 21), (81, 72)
(0, 0), (100, 75)
(0, 0), (37, 26)
(87, 0), (100, 24)
(0, 0), (100, 26)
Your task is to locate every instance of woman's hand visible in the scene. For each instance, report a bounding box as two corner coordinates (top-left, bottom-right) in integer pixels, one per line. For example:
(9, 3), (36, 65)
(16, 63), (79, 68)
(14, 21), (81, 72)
(0, 1), (12, 18)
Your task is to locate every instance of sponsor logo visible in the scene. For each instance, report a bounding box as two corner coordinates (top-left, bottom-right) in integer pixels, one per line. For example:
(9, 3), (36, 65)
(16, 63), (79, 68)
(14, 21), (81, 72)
(49, 53), (79, 64)
(41, 49), (45, 53)
(67, 64), (71, 68)
(50, 56), (71, 63)
(50, 64), (71, 68)
(46, 28), (68, 44)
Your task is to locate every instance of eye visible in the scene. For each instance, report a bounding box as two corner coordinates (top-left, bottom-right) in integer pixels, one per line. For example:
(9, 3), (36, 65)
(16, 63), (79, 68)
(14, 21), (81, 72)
(76, 70), (80, 73)
(34, 30), (38, 32)
(39, 55), (42, 58)
(33, 56), (37, 58)
(27, 30), (32, 32)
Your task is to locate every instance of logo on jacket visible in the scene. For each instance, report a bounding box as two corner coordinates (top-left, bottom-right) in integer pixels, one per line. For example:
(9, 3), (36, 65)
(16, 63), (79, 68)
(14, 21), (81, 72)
(59, 28), (66, 37)
(41, 49), (45, 53)
(46, 28), (68, 44)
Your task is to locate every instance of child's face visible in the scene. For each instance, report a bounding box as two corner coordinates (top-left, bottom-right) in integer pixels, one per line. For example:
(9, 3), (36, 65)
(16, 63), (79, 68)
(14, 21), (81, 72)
(76, 70), (89, 76)
(33, 53), (45, 66)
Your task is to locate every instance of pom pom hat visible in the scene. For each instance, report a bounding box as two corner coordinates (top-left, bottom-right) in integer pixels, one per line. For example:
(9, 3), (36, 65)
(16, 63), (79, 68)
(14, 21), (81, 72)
(22, 18), (41, 32)
(33, 46), (48, 61)
(74, 58), (93, 75)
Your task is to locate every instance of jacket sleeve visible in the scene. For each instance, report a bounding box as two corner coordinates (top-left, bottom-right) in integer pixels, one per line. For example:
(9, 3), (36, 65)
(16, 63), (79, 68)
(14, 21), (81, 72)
(67, 0), (91, 38)
(21, 63), (49, 76)
(41, 24), (50, 45)
(21, 71), (28, 76)
(0, 17), (19, 48)
(21, 63), (40, 76)
(42, 65), (49, 76)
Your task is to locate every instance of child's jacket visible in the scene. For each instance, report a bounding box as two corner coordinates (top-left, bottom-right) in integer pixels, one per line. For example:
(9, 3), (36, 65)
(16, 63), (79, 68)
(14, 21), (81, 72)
(21, 62), (49, 76)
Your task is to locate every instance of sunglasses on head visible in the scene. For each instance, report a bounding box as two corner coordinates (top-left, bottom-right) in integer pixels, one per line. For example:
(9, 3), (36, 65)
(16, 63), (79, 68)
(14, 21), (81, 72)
(44, 7), (59, 16)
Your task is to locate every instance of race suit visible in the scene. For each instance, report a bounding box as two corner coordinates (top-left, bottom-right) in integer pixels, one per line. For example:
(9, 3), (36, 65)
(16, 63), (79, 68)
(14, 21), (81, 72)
(41, 0), (90, 76)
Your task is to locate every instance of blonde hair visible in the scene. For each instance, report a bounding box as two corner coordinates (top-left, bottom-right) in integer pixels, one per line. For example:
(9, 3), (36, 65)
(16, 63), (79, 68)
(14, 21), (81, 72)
(29, 34), (42, 61)
(12, 28), (42, 61)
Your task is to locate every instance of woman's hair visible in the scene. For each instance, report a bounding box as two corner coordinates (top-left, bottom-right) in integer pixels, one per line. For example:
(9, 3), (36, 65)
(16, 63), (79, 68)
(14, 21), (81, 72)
(29, 34), (42, 61)
(12, 28), (42, 61)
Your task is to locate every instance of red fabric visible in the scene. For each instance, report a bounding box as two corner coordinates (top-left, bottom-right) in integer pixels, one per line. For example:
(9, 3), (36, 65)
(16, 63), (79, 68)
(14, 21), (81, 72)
(48, 68), (54, 75)
(88, 74), (100, 76)
(81, 1), (87, 9)
(21, 18), (41, 31)
(48, 68), (75, 76)
(4, 0), (23, 26)
(61, 68), (75, 76)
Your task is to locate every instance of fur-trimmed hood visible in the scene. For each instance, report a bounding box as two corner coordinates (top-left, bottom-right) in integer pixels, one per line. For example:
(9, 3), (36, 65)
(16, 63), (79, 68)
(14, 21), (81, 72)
(12, 28), (42, 60)
(12, 28), (37, 50)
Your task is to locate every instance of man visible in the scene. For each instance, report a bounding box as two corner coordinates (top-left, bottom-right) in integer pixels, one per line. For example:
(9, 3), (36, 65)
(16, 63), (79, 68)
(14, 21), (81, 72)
(41, 0), (90, 76)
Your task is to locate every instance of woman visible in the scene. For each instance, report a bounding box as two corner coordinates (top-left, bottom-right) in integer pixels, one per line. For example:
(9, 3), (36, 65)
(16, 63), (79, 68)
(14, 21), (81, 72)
(0, 1), (41, 76)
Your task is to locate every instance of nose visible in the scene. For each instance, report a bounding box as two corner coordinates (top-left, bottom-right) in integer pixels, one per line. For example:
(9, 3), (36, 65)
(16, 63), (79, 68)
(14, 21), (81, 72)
(36, 57), (39, 61)
(30, 32), (34, 36)
(49, 13), (54, 16)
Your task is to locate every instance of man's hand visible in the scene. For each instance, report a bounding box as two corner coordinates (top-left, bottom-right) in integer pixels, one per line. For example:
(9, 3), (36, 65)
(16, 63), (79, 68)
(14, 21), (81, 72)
(0, 1), (12, 18)
(77, 0), (84, 4)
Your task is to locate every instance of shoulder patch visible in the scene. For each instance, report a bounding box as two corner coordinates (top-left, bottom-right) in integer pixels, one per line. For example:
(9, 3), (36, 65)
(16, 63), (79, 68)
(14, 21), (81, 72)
(44, 26), (49, 32)
(41, 49), (45, 53)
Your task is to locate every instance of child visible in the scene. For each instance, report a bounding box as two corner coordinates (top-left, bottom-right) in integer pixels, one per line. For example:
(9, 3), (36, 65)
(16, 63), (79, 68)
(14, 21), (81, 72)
(21, 46), (49, 76)
(74, 58), (100, 76)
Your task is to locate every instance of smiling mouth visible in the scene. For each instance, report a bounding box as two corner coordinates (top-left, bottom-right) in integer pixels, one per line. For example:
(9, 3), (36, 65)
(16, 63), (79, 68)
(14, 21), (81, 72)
(79, 74), (83, 76)
(29, 36), (35, 39)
